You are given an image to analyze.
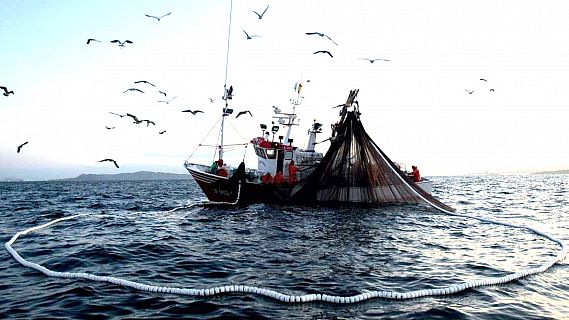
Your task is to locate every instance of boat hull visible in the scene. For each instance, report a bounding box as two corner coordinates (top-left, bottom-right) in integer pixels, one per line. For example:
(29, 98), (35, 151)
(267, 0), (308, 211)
(186, 164), (294, 204)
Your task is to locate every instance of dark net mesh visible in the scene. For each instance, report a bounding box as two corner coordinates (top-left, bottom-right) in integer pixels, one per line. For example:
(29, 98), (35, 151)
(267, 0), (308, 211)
(292, 90), (455, 212)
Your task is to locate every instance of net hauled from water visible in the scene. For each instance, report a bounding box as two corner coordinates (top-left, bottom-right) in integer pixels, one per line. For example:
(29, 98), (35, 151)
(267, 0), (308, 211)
(292, 89), (455, 212)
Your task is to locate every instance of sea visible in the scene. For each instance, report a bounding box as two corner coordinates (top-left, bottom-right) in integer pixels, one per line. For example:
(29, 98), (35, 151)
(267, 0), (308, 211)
(1, 175), (568, 319)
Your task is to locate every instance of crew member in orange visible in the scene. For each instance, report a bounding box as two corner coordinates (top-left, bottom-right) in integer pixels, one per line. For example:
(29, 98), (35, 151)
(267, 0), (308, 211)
(273, 171), (285, 184)
(261, 172), (273, 184)
(288, 160), (298, 184)
(408, 165), (421, 182)
(215, 159), (228, 177)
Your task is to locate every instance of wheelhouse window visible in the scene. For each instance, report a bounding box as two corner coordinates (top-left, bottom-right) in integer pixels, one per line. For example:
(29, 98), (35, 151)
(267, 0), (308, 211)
(266, 149), (276, 159)
(284, 151), (293, 160)
(254, 147), (266, 159)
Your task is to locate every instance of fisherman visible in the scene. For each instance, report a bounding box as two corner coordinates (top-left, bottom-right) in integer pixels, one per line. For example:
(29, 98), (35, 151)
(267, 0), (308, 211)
(408, 165), (421, 182)
(261, 172), (273, 184)
(215, 159), (229, 177)
(288, 160), (298, 184)
(209, 161), (217, 174)
(273, 171), (285, 184)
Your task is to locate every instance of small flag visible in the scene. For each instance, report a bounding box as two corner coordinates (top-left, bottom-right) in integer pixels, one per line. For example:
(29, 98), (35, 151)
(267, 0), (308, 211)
(297, 83), (302, 94)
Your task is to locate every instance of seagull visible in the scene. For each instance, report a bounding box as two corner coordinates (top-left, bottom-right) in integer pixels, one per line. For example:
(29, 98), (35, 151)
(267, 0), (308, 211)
(236, 110), (253, 118)
(209, 97), (215, 103)
(145, 12), (172, 21)
(480, 78), (488, 82)
(123, 88), (144, 93)
(126, 113), (143, 124)
(17, 141), (28, 153)
(159, 130), (166, 134)
(359, 58), (390, 63)
(98, 159), (119, 168)
(490, 89), (495, 92)
(465, 89), (474, 94)
(109, 112), (126, 118)
(313, 50), (333, 58)
(158, 96), (177, 104)
(182, 109), (204, 115)
(252, 5), (269, 20)
(105, 126), (115, 130)
(142, 119), (155, 127)
(134, 80), (156, 87)
(86, 38), (100, 44)
(110, 40), (133, 47)
(305, 32), (338, 45)
(243, 30), (261, 40)
(1, 86), (14, 96)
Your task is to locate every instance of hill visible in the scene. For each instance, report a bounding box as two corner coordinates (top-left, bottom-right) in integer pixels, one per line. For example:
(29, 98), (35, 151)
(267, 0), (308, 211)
(534, 169), (569, 174)
(54, 171), (192, 181)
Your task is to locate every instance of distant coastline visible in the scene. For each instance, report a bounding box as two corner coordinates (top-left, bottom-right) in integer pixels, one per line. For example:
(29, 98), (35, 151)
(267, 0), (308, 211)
(51, 171), (192, 181)
(534, 169), (569, 174)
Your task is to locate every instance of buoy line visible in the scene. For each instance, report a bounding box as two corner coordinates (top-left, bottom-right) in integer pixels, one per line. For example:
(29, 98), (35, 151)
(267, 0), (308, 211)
(4, 208), (567, 304)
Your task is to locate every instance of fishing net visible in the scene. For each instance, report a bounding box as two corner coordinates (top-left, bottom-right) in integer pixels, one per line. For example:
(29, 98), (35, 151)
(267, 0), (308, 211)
(292, 89), (455, 211)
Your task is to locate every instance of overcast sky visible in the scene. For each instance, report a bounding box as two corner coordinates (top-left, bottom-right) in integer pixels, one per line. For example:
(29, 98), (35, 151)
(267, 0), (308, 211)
(1, 0), (568, 180)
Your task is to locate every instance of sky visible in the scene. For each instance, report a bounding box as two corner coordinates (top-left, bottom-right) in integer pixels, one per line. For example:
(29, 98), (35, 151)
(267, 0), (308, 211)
(1, 0), (568, 181)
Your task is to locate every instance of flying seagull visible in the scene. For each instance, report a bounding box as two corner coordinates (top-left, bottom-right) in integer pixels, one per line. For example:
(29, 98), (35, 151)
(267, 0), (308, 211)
(109, 112), (126, 118)
(305, 32), (338, 45)
(252, 5), (269, 20)
(182, 109), (204, 115)
(359, 58), (390, 63)
(480, 78), (488, 82)
(465, 89), (474, 94)
(126, 113), (143, 124)
(86, 38), (100, 44)
(1, 86), (14, 96)
(243, 30), (261, 40)
(110, 40), (133, 47)
(490, 89), (495, 92)
(17, 141), (28, 153)
(105, 126), (115, 130)
(159, 130), (166, 134)
(209, 97), (215, 103)
(236, 110), (253, 118)
(158, 96), (177, 104)
(145, 12), (172, 21)
(123, 88), (144, 93)
(98, 158), (119, 168)
(313, 50), (333, 58)
(134, 80), (156, 87)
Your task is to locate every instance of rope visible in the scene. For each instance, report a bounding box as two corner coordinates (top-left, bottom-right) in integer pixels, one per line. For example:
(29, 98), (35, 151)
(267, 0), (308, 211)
(4, 207), (566, 304)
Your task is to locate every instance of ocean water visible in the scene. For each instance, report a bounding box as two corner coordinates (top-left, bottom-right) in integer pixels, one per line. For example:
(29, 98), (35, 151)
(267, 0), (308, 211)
(1, 175), (568, 319)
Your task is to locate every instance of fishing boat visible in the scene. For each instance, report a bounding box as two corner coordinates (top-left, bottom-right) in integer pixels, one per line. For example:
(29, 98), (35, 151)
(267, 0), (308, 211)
(184, 1), (450, 211)
(184, 82), (325, 204)
(183, 87), (444, 207)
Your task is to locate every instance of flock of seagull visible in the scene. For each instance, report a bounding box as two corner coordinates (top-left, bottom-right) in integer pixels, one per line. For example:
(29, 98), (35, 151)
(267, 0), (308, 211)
(241, 5), (389, 63)
(465, 78), (495, 95)
(6, 5), (495, 170)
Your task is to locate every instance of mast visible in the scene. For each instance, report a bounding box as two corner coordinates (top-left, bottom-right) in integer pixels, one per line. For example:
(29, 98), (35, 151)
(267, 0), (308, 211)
(219, 0), (233, 161)
(280, 82), (302, 145)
